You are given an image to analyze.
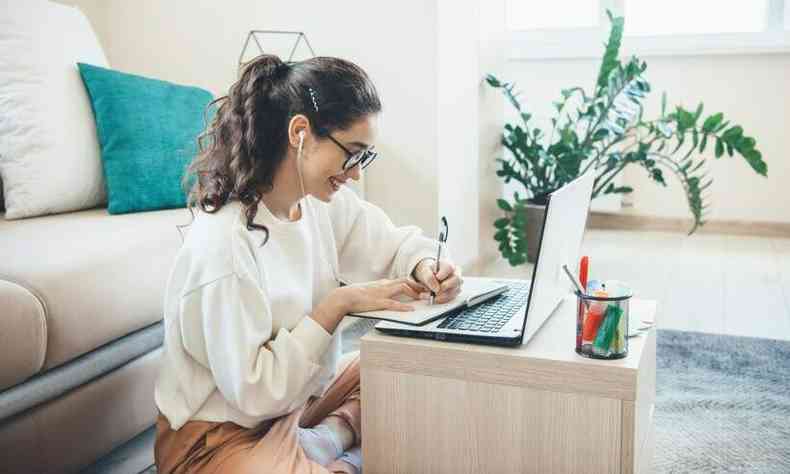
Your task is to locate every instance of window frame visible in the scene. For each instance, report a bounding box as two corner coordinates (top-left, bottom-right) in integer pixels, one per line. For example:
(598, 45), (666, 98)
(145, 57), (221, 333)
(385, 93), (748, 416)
(507, 0), (790, 60)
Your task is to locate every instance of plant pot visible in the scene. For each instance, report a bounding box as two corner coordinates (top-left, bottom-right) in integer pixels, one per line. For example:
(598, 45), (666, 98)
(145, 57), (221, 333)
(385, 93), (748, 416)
(524, 202), (547, 264)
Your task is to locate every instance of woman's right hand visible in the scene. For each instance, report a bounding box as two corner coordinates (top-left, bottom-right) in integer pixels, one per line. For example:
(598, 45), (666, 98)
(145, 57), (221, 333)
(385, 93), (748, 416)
(311, 278), (425, 334)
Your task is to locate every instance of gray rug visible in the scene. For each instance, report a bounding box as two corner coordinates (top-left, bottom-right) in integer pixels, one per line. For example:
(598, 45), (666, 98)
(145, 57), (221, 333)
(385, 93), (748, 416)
(653, 329), (790, 473)
(94, 324), (790, 473)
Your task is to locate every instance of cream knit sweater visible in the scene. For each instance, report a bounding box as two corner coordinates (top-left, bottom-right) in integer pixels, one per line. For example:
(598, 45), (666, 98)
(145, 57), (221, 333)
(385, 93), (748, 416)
(154, 186), (437, 430)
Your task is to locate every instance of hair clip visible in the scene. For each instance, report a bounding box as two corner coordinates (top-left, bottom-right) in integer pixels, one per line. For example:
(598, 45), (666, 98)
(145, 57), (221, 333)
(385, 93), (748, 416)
(308, 87), (319, 112)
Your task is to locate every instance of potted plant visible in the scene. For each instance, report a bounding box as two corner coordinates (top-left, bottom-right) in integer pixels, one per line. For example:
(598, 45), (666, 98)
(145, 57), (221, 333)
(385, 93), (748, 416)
(487, 12), (767, 265)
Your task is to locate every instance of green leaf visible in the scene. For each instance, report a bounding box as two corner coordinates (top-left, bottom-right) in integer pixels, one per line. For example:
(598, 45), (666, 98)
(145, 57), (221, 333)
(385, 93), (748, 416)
(671, 135), (686, 155)
(603, 184), (634, 195)
(715, 138), (724, 158)
(739, 136), (756, 150)
(722, 125), (744, 142)
(702, 113), (723, 133)
(592, 128), (609, 142)
(743, 149), (768, 176)
(494, 228), (508, 241)
(661, 91), (667, 117)
(485, 74), (501, 88)
(494, 217), (509, 228)
(714, 120), (730, 133)
(596, 11), (625, 90)
(693, 103), (704, 123)
(699, 133), (708, 153)
(496, 199), (512, 212)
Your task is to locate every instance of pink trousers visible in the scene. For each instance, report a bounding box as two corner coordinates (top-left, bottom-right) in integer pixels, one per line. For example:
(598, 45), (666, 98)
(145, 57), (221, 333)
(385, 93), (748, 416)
(155, 352), (362, 474)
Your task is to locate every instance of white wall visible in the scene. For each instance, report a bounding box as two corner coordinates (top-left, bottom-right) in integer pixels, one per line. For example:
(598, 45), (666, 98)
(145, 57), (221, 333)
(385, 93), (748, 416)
(504, 53), (790, 224)
(437, 0), (480, 267)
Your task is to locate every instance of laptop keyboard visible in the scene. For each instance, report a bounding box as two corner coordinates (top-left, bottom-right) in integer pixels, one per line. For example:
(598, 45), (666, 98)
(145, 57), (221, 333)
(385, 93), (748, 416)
(437, 282), (530, 333)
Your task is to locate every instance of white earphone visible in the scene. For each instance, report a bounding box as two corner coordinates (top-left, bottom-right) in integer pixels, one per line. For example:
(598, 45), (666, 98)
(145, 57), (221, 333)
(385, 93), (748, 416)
(294, 128), (345, 286)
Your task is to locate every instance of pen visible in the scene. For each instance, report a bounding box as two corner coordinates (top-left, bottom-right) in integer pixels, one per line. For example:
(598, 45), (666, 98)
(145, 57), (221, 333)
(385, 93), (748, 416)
(429, 216), (449, 305)
(562, 264), (590, 309)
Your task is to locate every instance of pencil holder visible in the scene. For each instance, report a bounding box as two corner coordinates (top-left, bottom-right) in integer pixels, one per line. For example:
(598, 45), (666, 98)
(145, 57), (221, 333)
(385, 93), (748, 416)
(575, 280), (632, 360)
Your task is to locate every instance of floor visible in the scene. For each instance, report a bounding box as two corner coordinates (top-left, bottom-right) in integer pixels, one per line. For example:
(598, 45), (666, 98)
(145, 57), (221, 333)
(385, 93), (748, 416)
(475, 229), (790, 341)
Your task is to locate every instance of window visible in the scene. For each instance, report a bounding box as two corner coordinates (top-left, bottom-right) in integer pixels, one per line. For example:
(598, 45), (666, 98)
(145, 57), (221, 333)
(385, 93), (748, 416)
(624, 0), (769, 36)
(506, 1), (600, 31)
(506, 0), (790, 59)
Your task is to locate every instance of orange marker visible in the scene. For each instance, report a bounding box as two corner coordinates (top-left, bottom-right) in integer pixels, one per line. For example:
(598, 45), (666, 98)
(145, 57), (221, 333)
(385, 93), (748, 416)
(582, 290), (608, 343)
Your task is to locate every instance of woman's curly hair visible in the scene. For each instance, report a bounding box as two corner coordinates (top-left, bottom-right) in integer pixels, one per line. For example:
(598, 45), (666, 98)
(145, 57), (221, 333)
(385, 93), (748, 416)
(178, 55), (381, 245)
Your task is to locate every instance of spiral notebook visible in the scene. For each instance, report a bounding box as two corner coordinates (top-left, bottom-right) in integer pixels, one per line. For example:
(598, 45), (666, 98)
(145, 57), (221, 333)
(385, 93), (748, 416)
(347, 277), (509, 326)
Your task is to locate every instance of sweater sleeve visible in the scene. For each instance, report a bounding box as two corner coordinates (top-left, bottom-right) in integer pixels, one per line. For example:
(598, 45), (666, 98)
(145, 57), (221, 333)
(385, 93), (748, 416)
(329, 187), (443, 283)
(178, 273), (333, 418)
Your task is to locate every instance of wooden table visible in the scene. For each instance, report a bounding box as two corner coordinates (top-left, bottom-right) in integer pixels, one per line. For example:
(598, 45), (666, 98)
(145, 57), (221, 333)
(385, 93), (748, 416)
(360, 296), (657, 474)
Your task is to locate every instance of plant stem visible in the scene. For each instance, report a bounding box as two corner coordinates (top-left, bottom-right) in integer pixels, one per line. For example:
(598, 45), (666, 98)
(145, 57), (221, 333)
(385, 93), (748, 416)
(592, 161), (629, 197)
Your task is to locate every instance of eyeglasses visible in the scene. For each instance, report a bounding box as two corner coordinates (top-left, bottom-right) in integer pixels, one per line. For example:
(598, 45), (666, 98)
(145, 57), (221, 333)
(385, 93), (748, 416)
(326, 134), (378, 171)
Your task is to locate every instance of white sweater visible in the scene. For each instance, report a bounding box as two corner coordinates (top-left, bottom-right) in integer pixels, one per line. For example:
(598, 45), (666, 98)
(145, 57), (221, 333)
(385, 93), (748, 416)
(154, 186), (438, 430)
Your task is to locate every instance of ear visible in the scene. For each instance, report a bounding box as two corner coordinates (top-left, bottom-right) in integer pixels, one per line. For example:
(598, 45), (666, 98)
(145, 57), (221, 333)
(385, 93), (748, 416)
(288, 114), (312, 148)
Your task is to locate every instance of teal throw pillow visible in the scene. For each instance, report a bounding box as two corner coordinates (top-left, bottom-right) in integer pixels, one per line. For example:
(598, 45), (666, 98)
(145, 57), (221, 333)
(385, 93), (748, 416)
(78, 63), (213, 214)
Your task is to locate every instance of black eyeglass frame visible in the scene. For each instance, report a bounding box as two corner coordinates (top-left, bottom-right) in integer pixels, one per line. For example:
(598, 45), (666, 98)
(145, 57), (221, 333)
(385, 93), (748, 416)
(326, 134), (378, 171)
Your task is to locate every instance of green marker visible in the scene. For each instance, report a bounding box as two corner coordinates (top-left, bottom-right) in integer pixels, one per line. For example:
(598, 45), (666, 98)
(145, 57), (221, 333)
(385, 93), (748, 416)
(593, 305), (623, 353)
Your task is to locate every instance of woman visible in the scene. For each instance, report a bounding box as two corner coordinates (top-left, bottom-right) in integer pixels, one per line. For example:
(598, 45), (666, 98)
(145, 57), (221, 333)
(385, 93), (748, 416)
(153, 54), (462, 474)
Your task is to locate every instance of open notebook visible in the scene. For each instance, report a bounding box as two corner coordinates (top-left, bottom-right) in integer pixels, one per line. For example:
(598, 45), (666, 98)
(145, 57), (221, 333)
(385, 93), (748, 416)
(348, 277), (510, 326)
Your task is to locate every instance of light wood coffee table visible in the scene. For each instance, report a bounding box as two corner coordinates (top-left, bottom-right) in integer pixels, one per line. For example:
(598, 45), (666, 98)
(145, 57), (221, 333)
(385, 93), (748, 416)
(361, 296), (656, 474)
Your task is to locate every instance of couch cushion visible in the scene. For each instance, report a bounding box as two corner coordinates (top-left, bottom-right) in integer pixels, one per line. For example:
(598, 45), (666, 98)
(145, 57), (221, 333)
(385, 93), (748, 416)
(0, 321), (163, 418)
(77, 63), (212, 215)
(0, 348), (162, 474)
(0, 207), (188, 376)
(0, 280), (46, 390)
(0, 0), (109, 219)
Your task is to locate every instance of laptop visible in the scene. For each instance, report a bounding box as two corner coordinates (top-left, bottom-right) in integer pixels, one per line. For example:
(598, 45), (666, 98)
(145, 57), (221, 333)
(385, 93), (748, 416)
(375, 171), (595, 347)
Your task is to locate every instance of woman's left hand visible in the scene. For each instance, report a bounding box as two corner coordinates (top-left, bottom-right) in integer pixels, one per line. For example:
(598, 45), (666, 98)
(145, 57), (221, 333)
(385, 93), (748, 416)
(411, 258), (463, 304)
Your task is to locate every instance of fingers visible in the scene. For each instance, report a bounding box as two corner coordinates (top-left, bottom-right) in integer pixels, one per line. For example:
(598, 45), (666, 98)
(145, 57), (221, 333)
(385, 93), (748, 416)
(438, 273), (463, 294)
(424, 272), (442, 294)
(384, 279), (423, 301)
(432, 286), (462, 304)
(434, 261), (459, 281)
(432, 267), (464, 304)
(377, 298), (414, 312)
(404, 277), (429, 294)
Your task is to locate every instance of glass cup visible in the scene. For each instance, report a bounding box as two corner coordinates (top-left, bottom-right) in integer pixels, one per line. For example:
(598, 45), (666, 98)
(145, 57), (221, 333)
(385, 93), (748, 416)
(575, 280), (633, 360)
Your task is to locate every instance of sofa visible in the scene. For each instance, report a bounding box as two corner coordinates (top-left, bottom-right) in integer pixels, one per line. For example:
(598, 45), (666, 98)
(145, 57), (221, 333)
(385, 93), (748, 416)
(0, 203), (187, 473)
(0, 1), (194, 472)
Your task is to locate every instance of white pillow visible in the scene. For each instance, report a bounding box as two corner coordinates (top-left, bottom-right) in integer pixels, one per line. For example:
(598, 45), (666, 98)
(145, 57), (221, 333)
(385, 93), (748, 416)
(0, 0), (109, 219)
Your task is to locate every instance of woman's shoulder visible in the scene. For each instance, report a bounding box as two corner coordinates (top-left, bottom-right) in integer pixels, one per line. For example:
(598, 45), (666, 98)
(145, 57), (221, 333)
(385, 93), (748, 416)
(183, 201), (245, 244)
(176, 202), (261, 279)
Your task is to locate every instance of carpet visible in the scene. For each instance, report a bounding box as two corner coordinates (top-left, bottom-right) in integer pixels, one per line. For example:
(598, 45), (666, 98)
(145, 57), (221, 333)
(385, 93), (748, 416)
(653, 329), (790, 473)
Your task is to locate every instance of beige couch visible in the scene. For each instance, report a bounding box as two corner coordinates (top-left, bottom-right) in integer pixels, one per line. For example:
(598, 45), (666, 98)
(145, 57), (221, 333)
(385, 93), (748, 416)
(0, 205), (189, 473)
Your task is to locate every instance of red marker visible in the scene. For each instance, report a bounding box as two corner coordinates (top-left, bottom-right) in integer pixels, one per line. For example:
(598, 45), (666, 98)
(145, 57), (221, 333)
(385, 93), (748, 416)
(579, 256), (589, 291)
